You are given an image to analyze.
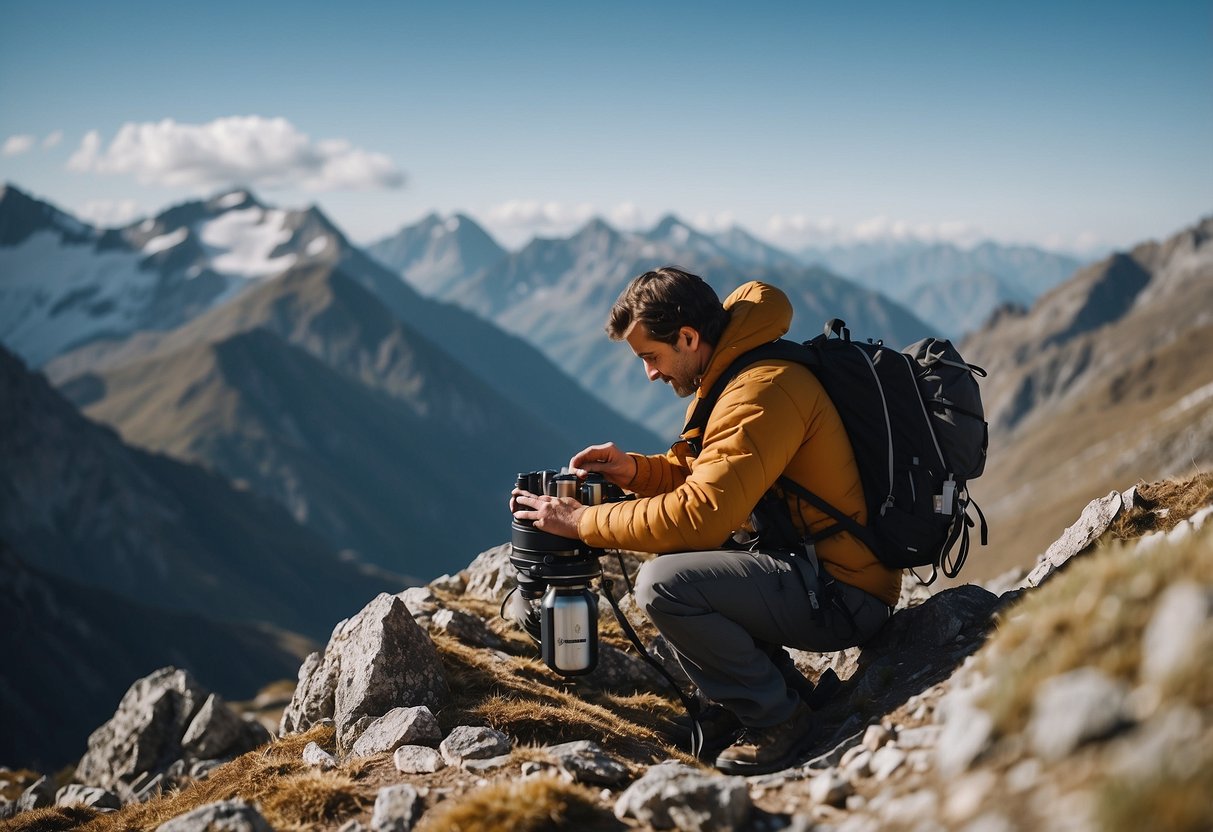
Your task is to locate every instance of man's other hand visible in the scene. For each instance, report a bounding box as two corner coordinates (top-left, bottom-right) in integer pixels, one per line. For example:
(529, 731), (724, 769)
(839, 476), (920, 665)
(511, 489), (585, 540)
(568, 442), (637, 487)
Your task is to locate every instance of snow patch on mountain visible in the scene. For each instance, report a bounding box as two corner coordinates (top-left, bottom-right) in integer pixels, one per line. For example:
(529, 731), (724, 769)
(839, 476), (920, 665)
(198, 207), (296, 278)
(0, 231), (153, 365)
(306, 235), (329, 256)
(142, 227), (188, 256)
(217, 190), (250, 209)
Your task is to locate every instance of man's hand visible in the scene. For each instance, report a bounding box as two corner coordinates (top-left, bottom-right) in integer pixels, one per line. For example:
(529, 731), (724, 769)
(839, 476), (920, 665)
(568, 442), (637, 488)
(511, 489), (585, 539)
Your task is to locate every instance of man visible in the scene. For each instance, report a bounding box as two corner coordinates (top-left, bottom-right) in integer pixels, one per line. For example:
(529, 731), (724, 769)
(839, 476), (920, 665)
(512, 266), (899, 775)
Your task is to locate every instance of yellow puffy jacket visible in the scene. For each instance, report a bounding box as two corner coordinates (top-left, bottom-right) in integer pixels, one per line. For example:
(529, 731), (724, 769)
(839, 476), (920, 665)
(577, 280), (902, 607)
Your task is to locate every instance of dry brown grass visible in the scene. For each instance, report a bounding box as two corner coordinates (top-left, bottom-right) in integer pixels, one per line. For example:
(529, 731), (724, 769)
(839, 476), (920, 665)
(0, 724), (374, 832)
(0, 770), (42, 802)
(412, 775), (620, 832)
(1099, 756), (1213, 832)
(429, 631), (684, 763)
(1108, 471), (1213, 540)
(979, 519), (1213, 736)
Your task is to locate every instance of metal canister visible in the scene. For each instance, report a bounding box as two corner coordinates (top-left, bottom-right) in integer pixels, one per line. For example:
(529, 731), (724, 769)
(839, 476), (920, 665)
(580, 479), (605, 506)
(549, 474), (579, 499)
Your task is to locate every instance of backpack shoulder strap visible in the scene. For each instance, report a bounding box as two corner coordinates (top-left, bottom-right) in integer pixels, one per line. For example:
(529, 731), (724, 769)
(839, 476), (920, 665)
(682, 339), (816, 451)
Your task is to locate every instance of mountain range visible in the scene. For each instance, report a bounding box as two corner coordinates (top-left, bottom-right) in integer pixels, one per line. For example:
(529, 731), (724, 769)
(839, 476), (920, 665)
(953, 215), (1213, 580)
(0, 184), (662, 580)
(373, 214), (936, 435)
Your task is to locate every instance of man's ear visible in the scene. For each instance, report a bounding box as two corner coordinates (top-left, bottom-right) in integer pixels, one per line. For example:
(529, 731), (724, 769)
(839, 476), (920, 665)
(679, 326), (700, 351)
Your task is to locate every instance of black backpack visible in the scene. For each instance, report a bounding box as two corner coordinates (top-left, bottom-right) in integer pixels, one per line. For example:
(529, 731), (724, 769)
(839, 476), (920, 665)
(684, 319), (989, 583)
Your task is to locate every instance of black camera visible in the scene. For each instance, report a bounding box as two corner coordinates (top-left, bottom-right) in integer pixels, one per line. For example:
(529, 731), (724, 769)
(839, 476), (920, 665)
(507, 470), (628, 676)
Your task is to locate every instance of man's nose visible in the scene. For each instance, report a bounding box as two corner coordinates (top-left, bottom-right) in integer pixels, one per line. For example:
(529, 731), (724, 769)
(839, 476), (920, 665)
(644, 360), (661, 382)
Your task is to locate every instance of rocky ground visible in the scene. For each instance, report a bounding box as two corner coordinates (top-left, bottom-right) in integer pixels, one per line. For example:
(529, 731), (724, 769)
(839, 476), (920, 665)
(2, 474), (1211, 832)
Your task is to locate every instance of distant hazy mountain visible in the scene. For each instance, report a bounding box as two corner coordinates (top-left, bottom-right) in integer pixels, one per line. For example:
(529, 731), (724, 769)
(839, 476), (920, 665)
(0, 346), (393, 638)
(1, 541), (311, 771)
(801, 238), (1083, 339)
(392, 214), (933, 436)
(955, 216), (1213, 579)
(53, 264), (602, 576)
(367, 212), (506, 297)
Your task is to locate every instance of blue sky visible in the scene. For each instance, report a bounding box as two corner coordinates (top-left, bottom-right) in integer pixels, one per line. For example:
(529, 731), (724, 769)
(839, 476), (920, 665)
(2, 0), (1209, 253)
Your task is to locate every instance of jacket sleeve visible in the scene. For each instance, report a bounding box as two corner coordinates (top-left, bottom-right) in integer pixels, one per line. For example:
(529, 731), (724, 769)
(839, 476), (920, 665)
(624, 448), (690, 496)
(578, 362), (818, 552)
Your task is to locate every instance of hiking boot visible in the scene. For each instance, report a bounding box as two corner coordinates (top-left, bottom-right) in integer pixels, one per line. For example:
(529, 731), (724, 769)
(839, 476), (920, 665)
(714, 700), (816, 775)
(672, 703), (743, 759)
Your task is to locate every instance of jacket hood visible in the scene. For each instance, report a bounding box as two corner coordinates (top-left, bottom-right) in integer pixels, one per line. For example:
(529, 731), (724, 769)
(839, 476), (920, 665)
(695, 281), (792, 399)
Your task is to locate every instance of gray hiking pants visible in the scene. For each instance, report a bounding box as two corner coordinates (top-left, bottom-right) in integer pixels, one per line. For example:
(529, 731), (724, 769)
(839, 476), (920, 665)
(633, 548), (891, 728)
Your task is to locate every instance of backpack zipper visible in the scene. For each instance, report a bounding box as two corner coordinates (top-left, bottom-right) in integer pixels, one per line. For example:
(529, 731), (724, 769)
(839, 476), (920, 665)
(899, 351), (948, 472)
(852, 343), (895, 515)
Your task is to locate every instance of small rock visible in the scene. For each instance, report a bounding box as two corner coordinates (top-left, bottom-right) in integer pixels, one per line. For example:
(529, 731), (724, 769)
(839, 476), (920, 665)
(878, 789), (938, 825)
(303, 742), (337, 770)
(1025, 491), (1123, 587)
(55, 784), (121, 810)
(1029, 668), (1130, 760)
(338, 821), (369, 832)
(181, 693), (245, 759)
(431, 608), (502, 648)
(16, 776), (54, 812)
(189, 760), (225, 780)
(894, 725), (941, 749)
(1140, 581), (1210, 684)
(809, 773), (853, 807)
(1005, 758), (1041, 793)
(521, 761), (548, 778)
(870, 746), (906, 781)
(1110, 705), (1204, 781)
(429, 572), (466, 594)
(842, 749), (872, 778)
(439, 726), (512, 766)
(945, 770), (997, 822)
(614, 762), (751, 832)
(463, 754), (514, 773)
(156, 799), (271, 831)
(960, 812), (1017, 832)
(862, 724), (892, 752)
(461, 544), (515, 602)
(935, 707), (994, 777)
(397, 587), (440, 622)
(350, 707), (442, 758)
(371, 784), (420, 832)
(394, 745), (445, 774)
(546, 740), (630, 786)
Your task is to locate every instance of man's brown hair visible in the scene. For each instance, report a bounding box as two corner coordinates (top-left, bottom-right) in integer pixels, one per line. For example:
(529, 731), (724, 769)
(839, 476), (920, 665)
(606, 266), (730, 346)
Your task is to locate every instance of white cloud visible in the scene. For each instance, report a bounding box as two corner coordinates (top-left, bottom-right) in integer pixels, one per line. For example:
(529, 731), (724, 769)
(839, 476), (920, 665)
(3, 134), (36, 156)
(75, 198), (142, 229)
(66, 116), (405, 191)
(42, 130), (63, 149)
(765, 212), (984, 248)
(608, 201), (646, 230)
(692, 210), (736, 233)
(486, 199), (596, 230)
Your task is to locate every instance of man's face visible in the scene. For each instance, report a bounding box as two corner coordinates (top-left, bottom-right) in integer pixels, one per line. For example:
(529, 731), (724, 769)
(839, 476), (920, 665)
(625, 324), (702, 398)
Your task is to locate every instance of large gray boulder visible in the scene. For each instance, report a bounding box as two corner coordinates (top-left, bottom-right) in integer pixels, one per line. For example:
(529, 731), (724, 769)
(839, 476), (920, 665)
(74, 667), (264, 792)
(279, 593), (449, 752)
